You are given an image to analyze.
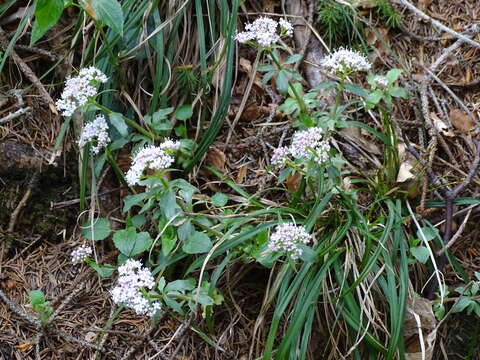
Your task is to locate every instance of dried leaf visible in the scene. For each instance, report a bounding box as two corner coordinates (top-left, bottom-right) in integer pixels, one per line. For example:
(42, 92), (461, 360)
(404, 296), (436, 360)
(286, 172), (301, 192)
(430, 112), (454, 137)
(236, 165), (247, 184)
(85, 332), (97, 343)
(206, 147), (226, 172)
(418, 0), (433, 11)
(15, 343), (33, 352)
(397, 162), (415, 183)
(239, 58), (252, 73)
(450, 108), (475, 132)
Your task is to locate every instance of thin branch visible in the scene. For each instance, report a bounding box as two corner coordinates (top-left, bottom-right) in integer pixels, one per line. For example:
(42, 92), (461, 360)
(0, 106), (31, 124)
(396, 0), (480, 49)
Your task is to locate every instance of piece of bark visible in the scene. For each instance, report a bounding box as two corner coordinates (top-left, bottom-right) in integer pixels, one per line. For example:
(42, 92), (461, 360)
(0, 140), (46, 174)
(286, 0), (327, 88)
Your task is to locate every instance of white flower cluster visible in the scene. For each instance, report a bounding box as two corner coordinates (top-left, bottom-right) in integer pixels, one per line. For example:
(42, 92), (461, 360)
(78, 115), (111, 154)
(269, 223), (312, 259)
(373, 75), (389, 88)
(56, 66), (108, 116)
(271, 127), (330, 167)
(125, 139), (181, 186)
(236, 17), (293, 47)
(71, 245), (92, 263)
(321, 48), (371, 75)
(111, 259), (161, 317)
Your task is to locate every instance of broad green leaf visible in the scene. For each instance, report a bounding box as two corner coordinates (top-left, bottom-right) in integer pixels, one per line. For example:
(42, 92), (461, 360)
(284, 54), (302, 65)
(389, 87), (407, 98)
(165, 279), (195, 292)
(164, 296), (184, 314)
(182, 231), (212, 254)
(109, 112), (128, 137)
(366, 90), (383, 104)
(174, 104), (193, 121)
(130, 215), (146, 228)
(123, 192), (149, 212)
(31, 0), (64, 45)
(159, 190), (181, 219)
(411, 246), (430, 264)
(113, 227), (152, 257)
(81, 218), (111, 241)
(90, 0), (124, 37)
(416, 226), (439, 242)
(344, 83), (369, 98)
(161, 226), (177, 256)
(276, 70), (289, 94)
(211, 193), (228, 207)
(451, 296), (472, 313)
(386, 68), (402, 83)
(29, 290), (45, 306)
(89, 262), (115, 277)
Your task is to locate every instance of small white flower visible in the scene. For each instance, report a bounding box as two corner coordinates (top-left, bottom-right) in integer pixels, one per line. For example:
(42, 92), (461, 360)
(236, 17), (287, 47)
(269, 223), (312, 259)
(111, 259), (161, 317)
(56, 66), (108, 117)
(78, 115), (111, 155)
(373, 75), (389, 88)
(271, 146), (290, 168)
(289, 127), (330, 163)
(126, 139), (180, 186)
(71, 245), (92, 263)
(279, 18), (293, 37)
(321, 48), (371, 75)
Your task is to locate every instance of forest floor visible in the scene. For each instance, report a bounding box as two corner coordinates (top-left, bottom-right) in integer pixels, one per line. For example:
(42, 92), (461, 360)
(1, 0), (480, 359)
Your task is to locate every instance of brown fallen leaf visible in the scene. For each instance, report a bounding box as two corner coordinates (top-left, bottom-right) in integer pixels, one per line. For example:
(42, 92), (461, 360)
(206, 147), (226, 172)
(450, 108), (476, 132)
(239, 57), (252, 73)
(15, 343), (33, 352)
(286, 172), (301, 192)
(236, 165), (247, 184)
(430, 112), (454, 137)
(404, 296), (436, 360)
(418, 0), (433, 11)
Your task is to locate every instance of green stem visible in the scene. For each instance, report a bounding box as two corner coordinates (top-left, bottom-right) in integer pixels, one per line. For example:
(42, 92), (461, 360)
(269, 51), (307, 114)
(92, 101), (158, 140)
(330, 83), (344, 121)
(105, 147), (135, 193)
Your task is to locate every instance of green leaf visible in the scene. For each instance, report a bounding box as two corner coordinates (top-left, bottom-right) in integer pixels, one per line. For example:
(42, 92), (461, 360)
(411, 246), (430, 264)
(161, 226), (177, 256)
(109, 112), (128, 137)
(344, 83), (369, 98)
(276, 70), (289, 94)
(278, 98), (298, 115)
(91, 0), (124, 37)
(164, 296), (184, 314)
(416, 226), (439, 242)
(130, 215), (146, 228)
(165, 279), (196, 292)
(113, 227), (152, 257)
(159, 190), (181, 219)
(386, 68), (402, 83)
(174, 104), (193, 121)
(366, 89), (383, 105)
(182, 231), (212, 254)
(29, 290), (46, 306)
(88, 262), (115, 277)
(451, 296), (472, 313)
(31, 0), (64, 46)
(81, 218), (111, 241)
(123, 192), (148, 212)
(211, 193), (228, 207)
(389, 87), (407, 98)
(284, 54), (302, 65)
